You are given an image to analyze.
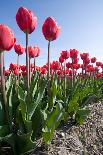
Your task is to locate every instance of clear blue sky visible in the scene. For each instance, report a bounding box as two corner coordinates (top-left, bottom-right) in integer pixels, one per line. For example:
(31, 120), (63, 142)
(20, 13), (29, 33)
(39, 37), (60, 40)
(1, 0), (103, 68)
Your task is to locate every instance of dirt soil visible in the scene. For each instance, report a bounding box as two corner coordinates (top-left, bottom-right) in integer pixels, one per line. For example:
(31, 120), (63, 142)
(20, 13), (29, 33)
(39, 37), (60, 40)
(31, 102), (103, 155)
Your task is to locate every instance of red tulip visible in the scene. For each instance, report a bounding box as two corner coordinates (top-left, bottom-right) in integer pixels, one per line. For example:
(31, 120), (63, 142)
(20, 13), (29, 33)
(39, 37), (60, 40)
(80, 53), (89, 60)
(101, 63), (103, 68)
(34, 46), (40, 57)
(28, 46), (37, 58)
(9, 63), (17, 71)
(0, 24), (15, 51)
(73, 58), (79, 64)
(14, 44), (25, 55)
(59, 56), (64, 63)
(51, 61), (60, 71)
(83, 58), (90, 66)
(16, 7), (37, 34)
(20, 65), (26, 71)
(5, 70), (10, 76)
(40, 67), (47, 75)
(94, 67), (99, 72)
(87, 66), (95, 72)
(96, 73), (102, 78)
(14, 69), (19, 75)
(70, 49), (79, 59)
(91, 57), (96, 63)
(96, 62), (102, 67)
(73, 64), (80, 70)
(66, 62), (72, 69)
(61, 50), (69, 60)
(42, 17), (60, 41)
(22, 71), (27, 77)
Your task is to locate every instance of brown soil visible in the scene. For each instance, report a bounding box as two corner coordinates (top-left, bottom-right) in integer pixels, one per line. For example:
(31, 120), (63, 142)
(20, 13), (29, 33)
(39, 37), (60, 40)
(31, 102), (103, 155)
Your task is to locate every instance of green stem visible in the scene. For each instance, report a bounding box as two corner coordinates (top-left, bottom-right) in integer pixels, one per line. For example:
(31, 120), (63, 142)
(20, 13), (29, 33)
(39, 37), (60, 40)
(17, 54), (19, 85)
(48, 41), (50, 80)
(64, 59), (66, 97)
(26, 32), (30, 91)
(47, 41), (51, 110)
(72, 59), (74, 87)
(34, 57), (36, 72)
(0, 52), (8, 123)
(29, 57), (31, 85)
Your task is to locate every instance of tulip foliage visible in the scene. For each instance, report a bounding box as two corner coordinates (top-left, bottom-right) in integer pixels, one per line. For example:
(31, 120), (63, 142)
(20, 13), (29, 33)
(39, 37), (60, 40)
(0, 6), (103, 155)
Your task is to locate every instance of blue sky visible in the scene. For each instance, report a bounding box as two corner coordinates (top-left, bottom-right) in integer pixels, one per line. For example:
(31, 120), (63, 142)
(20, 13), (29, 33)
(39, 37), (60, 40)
(0, 0), (103, 68)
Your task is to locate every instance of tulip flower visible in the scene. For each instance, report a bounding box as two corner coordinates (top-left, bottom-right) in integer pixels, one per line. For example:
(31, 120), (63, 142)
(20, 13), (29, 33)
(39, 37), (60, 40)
(70, 49), (78, 59)
(91, 57), (96, 63)
(60, 50), (69, 95)
(59, 56), (64, 64)
(96, 62), (102, 67)
(16, 7), (37, 34)
(16, 7), (37, 90)
(33, 46), (40, 71)
(42, 17), (60, 80)
(0, 24), (15, 123)
(14, 44), (25, 84)
(5, 70), (10, 76)
(61, 50), (69, 60)
(80, 53), (89, 60)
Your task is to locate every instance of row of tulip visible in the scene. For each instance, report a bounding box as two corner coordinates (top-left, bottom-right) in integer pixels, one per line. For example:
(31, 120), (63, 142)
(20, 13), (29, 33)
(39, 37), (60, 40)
(0, 6), (103, 155)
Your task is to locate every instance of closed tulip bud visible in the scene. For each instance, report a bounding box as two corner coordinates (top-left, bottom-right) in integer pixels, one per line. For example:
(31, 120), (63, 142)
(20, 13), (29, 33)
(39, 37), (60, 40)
(5, 70), (10, 76)
(61, 50), (69, 60)
(70, 49), (79, 59)
(80, 53), (89, 60)
(0, 24), (15, 51)
(66, 62), (72, 69)
(96, 62), (102, 67)
(59, 56), (64, 63)
(14, 44), (25, 55)
(51, 61), (60, 71)
(16, 7), (37, 34)
(91, 57), (96, 63)
(34, 46), (40, 57)
(42, 17), (60, 41)
(40, 67), (47, 75)
(9, 63), (17, 71)
(20, 65), (26, 71)
(28, 46), (37, 58)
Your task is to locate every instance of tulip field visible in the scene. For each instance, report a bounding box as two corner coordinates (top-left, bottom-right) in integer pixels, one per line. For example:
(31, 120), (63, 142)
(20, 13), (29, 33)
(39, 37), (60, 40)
(0, 6), (103, 155)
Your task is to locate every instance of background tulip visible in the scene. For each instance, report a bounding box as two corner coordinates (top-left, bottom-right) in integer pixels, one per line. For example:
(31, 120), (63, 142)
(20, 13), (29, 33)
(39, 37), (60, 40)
(14, 44), (25, 83)
(33, 46), (40, 71)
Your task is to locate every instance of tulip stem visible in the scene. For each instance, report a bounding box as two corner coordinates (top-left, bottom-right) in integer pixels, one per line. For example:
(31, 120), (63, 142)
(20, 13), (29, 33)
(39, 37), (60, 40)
(47, 41), (51, 110)
(26, 32), (30, 90)
(48, 41), (50, 80)
(0, 52), (8, 123)
(17, 54), (19, 85)
(29, 57), (31, 85)
(64, 59), (66, 97)
(34, 57), (36, 72)
(72, 59), (74, 87)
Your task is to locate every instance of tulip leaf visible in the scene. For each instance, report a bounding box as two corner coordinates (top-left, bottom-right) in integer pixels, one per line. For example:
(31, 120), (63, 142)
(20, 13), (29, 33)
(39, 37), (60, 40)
(75, 108), (90, 125)
(42, 102), (63, 144)
(3, 132), (35, 155)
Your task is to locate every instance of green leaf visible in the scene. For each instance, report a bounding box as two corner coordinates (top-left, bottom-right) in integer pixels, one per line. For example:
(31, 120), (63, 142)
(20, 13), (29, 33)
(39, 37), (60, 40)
(17, 85), (26, 121)
(42, 102), (63, 144)
(28, 80), (47, 119)
(75, 108), (90, 125)
(3, 132), (35, 155)
(0, 125), (10, 138)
